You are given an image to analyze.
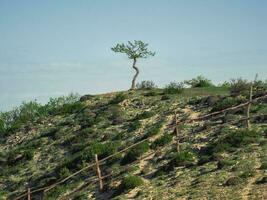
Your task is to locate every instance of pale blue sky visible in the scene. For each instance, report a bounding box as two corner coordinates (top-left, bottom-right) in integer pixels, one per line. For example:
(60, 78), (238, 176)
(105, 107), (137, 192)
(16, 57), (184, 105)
(0, 0), (267, 111)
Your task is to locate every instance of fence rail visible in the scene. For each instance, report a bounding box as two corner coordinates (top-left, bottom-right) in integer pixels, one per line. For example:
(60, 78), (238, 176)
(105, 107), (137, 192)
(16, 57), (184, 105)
(11, 93), (267, 200)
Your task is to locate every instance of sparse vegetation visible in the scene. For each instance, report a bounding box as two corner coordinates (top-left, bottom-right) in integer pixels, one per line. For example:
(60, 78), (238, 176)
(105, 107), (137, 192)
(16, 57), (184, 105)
(184, 76), (214, 88)
(163, 82), (184, 94)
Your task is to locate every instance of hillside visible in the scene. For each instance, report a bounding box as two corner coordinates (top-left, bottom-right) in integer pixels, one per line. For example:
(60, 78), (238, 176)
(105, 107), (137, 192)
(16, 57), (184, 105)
(0, 86), (266, 200)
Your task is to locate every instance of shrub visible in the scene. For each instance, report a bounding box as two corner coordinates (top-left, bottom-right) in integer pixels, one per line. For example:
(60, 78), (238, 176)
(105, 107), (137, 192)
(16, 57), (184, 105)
(136, 80), (157, 89)
(58, 167), (71, 178)
(82, 141), (120, 162)
(211, 96), (246, 112)
(170, 151), (194, 167)
(203, 128), (262, 156)
(260, 161), (267, 170)
(110, 93), (127, 104)
(119, 175), (144, 192)
(108, 106), (126, 125)
(144, 90), (158, 97)
(184, 76), (214, 88)
(121, 142), (149, 165)
(127, 121), (142, 132)
(217, 159), (236, 169)
(73, 192), (89, 200)
(229, 78), (250, 96)
(142, 122), (163, 139)
(135, 111), (155, 120)
(163, 82), (184, 94)
(151, 134), (172, 149)
(225, 176), (242, 186)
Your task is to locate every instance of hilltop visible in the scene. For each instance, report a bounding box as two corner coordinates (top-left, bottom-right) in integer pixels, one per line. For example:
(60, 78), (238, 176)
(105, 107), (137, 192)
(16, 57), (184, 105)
(0, 81), (266, 200)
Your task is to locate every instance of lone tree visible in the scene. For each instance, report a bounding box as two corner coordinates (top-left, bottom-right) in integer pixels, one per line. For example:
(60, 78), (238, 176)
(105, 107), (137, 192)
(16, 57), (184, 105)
(111, 40), (155, 90)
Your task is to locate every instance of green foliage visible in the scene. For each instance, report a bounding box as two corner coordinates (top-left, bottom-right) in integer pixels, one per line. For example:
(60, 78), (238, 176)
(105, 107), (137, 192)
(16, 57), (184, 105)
(142, 122), (163, 139)
(217, 159), (236, 169)
(108, 105), (126, 125)
(121, 142), (149, 165)
(260, 161), (267, 170)
(204, 128), (263, 156)
(163, 82), (184, 94)
(229, 78), (266, 97)
(225, 176), (242, 186)
(82, 141), (120, 161)
(229, 78), (250, 96)
(73, 192), (89, 200)
(151, 134), (172, 149)
(136, 80), (157, 89)
(58, 167), (71, 178)
(211, 96), (246, 112)
(111, 40), (155, 59)
(135, 111), (155, 120)
(45, 93), (82, 115)
(109, 93), (127, 104)
(119, 175), (144, 192)
(127, 121), (142, 132)
(184, 76), (214, 88)
(169, 151), (194, 167)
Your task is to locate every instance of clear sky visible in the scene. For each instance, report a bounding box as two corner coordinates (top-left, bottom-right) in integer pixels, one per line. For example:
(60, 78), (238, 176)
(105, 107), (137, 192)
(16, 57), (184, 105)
(0, 0), (266, 111)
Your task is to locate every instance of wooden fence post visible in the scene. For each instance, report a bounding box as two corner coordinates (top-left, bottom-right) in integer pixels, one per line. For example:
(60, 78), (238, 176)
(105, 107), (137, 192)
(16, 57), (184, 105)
(95, 154), (103, 191)
(174, 111), (180, 153)
(27, 188), (31, 200)
(246, 84), (253, 129)
(246, 74), (257, 129)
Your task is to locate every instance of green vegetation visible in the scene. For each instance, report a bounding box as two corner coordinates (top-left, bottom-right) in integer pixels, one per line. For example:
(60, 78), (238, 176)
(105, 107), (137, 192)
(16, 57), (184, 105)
(163, 82), (184, 94)
(1, 82), (266, 200)
(118, 175), (144, 192)
(137, 80), (157, 90)
(184, 76), (214, 88)
(121, 142), (149, 165)
(151, 134), (173, 149)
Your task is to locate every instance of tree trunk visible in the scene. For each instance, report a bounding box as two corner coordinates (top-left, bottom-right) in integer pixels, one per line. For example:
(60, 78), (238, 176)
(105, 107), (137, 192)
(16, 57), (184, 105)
(130, 58), (139, 90)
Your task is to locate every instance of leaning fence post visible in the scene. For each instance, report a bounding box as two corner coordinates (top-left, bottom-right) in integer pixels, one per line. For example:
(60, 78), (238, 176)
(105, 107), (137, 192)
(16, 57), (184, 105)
(174, 111), (180, 153)
(27, 188), (31, 200)
(246, 84), (253, 129)
(95, 154), (103, 191)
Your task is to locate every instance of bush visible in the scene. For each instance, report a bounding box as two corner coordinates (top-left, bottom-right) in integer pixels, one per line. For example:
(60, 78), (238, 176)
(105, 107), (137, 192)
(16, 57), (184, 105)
(170, 151), (194, 167)
(184, 76), (214, 88)
(58, 167), (71, 178)
(203, 128), (262, 156)
(135, 111), (155, 120)
(229, 78), (250, 96)
(136, 80), (157, 90)
(110, 93), (127, 104)
(121, 142), (149, 165)
(127, 121), (142, 132)
(119, 175), (144, 192)
(211, 96), (246, 112)
(81, 141), (120, 162)
(163, 82), (184, 94)
(142, 122), (163, 139)
(73, 192), (89, 200)
(217, 159), (236, 169)
(225, 176), (242, 186)
(151, 134), (172, 149)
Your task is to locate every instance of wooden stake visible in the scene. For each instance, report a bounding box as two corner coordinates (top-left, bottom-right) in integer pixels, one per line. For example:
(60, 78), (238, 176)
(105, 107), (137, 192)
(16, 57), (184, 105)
(246, 74), (257, 129)
(246, 84), (253, 129)
(27, 188), (31, 200)
(95, 154), (103, 191)
(174, 111), (180, 153)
